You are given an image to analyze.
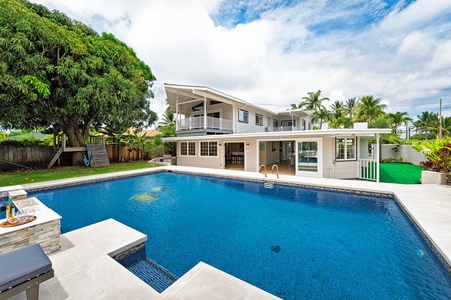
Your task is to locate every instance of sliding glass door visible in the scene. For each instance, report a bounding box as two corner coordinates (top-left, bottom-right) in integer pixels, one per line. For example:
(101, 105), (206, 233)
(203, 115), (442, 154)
(296, 138), (322, 177)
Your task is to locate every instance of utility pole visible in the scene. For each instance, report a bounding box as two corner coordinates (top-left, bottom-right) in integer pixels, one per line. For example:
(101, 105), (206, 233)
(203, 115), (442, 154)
(439, 98), (442, 138)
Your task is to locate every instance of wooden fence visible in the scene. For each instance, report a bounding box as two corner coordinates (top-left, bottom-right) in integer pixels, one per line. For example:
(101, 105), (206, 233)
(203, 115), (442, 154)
(0, 145), (54, 170)
(0, 144), (148, 170)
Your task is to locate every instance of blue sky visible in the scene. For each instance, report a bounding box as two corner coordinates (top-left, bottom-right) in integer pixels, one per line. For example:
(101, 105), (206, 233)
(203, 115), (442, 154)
(32, 0), (451, 122)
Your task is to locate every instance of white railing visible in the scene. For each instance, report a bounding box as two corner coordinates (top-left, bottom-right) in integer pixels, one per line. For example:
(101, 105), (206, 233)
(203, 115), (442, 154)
(177, 116), (233, 131)
(358, 159), (377, 181)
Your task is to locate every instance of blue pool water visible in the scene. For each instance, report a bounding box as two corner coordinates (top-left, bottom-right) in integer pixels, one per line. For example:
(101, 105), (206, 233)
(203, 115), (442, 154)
(32, 172), (451, 299)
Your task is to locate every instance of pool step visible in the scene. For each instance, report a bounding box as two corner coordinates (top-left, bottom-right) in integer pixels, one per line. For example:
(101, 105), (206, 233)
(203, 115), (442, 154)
(118, 249), (178, 293)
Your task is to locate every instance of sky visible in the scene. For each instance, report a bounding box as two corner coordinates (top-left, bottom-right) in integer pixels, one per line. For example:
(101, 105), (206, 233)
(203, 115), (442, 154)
(31, 0), (451, 123)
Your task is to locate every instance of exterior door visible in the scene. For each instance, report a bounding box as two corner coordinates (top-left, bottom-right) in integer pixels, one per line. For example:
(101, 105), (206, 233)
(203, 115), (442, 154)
(296, 138), (322, 178)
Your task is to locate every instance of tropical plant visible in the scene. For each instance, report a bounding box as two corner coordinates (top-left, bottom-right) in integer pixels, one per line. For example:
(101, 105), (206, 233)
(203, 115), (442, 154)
(356, 96), (386, 122)
(412, 137), (451, 182)
(0, 0), (157, 165)
(330, 100), (345, 119)
(416, 111), (439, 140)
(299, 90), (330, 111)
(312, 107), (331, 130)
(387, 111), (412, 137)
(369, 117), (390, 129)
(145, 135), (164, 158)
(344, 98), (358, 119)
(330, 116), (353, 129)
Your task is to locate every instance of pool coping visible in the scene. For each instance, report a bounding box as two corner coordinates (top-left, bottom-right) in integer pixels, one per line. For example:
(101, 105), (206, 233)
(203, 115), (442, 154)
(6, 166), (451, 287)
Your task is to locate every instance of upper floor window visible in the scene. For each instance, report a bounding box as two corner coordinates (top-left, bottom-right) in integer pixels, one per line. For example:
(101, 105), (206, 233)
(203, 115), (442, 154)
(200, 141), (218, 157)
(335, 137), (356, 161)
(238, 110), (248, 123)
(273, 119), (279, 129)
(180, 142), (196, 156)
(255, 114), (263, 126)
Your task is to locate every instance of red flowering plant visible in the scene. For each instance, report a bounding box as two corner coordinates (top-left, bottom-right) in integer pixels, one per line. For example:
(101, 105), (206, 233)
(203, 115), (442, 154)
(412, 137), (451, 184)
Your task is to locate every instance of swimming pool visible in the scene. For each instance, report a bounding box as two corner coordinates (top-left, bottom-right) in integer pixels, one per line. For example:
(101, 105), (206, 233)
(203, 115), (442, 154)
(32, 172), (451, 299)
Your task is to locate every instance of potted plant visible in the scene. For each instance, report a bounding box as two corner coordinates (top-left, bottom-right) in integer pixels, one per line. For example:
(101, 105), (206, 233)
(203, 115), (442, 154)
(412, 137), (451, 185)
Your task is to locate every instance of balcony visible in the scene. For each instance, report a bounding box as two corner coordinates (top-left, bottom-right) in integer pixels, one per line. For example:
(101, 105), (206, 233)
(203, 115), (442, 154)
(176, 116), (233, 136)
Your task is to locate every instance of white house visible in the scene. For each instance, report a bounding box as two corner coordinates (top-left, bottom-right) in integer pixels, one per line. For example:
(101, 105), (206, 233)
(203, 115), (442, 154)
(162, 83), (391, 181)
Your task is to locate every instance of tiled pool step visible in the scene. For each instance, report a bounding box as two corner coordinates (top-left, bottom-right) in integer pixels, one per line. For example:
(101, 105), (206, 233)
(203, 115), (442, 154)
(118, 248), (178, 293)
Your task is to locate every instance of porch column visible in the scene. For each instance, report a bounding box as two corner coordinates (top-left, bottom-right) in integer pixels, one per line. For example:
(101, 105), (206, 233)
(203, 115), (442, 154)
(204, 96), (207, 129)
(175, 95), (179, 131)
(376, 133), (380, 182)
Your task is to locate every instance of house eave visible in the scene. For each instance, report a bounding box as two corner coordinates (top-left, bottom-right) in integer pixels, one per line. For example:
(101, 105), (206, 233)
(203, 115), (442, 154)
(162, 128), (392, 142)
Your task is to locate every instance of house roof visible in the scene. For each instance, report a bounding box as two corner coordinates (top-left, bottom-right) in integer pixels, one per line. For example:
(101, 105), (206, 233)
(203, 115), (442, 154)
(162, 128), (392, 142)
(164, 83), (284, 116)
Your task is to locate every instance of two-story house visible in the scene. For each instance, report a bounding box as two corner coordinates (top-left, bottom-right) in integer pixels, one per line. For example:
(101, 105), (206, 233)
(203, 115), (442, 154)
(162, 83), (391, 181)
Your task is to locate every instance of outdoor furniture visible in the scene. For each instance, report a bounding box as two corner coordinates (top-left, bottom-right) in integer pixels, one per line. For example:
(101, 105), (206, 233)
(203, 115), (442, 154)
(0, 244), (54, 300)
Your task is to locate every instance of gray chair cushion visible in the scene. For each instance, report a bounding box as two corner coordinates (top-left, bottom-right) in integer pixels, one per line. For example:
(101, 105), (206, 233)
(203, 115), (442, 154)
(0, 244), (52, 291)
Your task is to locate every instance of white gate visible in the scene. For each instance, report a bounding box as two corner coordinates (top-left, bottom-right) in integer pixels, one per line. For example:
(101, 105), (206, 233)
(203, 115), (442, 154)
(358, 159), (377, 181)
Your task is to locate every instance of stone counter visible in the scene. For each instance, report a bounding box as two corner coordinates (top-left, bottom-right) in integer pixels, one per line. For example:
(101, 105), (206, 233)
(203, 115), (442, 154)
(0, 196), (61, 255)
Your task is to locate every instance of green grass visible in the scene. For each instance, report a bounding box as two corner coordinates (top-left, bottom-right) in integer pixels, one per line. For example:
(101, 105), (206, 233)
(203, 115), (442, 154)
(379, 162), (422, 184)
(0, 161), (156, 187)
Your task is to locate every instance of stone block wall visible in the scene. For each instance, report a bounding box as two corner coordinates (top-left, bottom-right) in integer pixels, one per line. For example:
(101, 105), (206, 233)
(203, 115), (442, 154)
(0, 219), (61, 255)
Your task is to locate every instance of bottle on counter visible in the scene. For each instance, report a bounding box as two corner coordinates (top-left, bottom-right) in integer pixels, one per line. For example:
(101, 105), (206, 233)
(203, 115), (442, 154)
(6, 196), (16, 223)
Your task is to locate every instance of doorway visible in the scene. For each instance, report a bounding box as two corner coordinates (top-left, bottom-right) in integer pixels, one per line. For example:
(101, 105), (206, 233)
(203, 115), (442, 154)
(224, 142), (245, 170)
(296, 138), (322, 177)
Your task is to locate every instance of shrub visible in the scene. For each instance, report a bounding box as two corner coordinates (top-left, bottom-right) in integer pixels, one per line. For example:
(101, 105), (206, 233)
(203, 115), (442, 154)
(0, 136), (51, 146)
(413, 137), (451, 182)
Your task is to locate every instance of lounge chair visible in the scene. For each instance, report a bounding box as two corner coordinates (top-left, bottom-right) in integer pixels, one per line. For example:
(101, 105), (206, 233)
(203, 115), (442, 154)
(0, 244), (54, 300)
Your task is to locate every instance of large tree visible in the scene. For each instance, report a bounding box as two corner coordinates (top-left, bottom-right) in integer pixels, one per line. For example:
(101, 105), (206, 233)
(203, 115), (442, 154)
(356, 95), (386, 122)
(299, 90), (330, 111)
(416, 111), (439, 139)
(0, 0), (157, 163)
(387, 111), (412, 138)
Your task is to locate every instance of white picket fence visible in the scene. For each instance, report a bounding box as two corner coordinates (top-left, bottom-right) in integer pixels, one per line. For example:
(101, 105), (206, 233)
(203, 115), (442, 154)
(358, 159), (377, 181)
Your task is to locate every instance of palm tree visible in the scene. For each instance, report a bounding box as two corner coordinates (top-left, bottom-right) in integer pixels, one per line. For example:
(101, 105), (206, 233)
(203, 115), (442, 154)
(312, 107), (331, 130)
(330, 100), (345, 120)
(442, 116), (451, 137)
(158, 107), (175, 128)
(356, 95), (386, 122)
(369, 117), (390, 129)
(416, 111), (439, 139)
(344, 98), (358, 119)
(290, 103), (302, 110)
(299, 90), (330, 111)
(387, 111), (412, 138)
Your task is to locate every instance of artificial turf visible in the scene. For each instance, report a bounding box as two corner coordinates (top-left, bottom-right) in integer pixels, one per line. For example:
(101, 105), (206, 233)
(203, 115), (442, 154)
(379, 162), (423, 184)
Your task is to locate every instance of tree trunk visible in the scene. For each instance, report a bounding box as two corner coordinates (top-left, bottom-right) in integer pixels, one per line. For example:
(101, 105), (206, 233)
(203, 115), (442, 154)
(64, 122), (91, 166)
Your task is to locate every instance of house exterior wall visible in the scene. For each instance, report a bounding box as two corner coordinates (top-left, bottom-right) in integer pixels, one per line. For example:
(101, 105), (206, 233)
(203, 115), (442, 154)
(234, 105), (278, 133)
(319, 135), (362, 179)
(175, 135), (369, 179)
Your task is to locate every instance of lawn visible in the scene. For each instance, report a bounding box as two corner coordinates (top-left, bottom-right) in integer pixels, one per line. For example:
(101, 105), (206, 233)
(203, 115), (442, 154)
(379, 162), (422, 184)
(0, 161), (156, 187)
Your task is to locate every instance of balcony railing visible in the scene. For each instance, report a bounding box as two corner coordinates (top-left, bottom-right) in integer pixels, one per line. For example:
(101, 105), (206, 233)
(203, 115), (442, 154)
(177, 116), (233, 131)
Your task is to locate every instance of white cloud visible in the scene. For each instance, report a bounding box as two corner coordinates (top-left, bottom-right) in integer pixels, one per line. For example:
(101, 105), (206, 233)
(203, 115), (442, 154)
(30, 0), (451, 121)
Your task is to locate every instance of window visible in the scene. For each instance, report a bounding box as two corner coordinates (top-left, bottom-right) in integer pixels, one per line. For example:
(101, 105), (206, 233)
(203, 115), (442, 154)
(200, 141), (218, 156)
(238, 110), (248, 123)
(273, 119), (279, 129)
(335, 137), (356, 161)
(180, 142), (196, 156)
(255, 114), (263, 126)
